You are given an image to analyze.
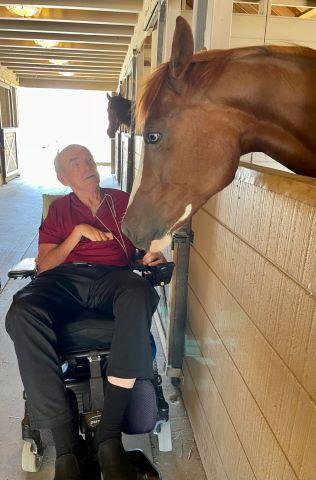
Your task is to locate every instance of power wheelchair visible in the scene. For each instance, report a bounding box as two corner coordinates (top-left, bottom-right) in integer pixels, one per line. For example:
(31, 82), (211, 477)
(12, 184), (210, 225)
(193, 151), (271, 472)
(8, 194), (175, 479)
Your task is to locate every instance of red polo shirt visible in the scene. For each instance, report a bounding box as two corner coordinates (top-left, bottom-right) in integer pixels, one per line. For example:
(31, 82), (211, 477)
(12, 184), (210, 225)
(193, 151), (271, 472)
(39, 188), (136, 266)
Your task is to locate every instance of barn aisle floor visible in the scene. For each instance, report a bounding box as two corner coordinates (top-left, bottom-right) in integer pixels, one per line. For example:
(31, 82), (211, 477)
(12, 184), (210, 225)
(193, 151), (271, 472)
(0, 173), (206, 480)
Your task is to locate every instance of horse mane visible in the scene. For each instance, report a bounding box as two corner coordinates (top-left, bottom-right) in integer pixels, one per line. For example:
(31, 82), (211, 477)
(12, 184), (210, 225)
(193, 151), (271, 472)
(136, 44), (316, 129)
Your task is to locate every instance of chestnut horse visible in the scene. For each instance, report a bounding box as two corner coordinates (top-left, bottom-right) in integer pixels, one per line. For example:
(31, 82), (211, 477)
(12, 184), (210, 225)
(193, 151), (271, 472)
(106, 93), (132, 138)
(122, 16), (316, 251)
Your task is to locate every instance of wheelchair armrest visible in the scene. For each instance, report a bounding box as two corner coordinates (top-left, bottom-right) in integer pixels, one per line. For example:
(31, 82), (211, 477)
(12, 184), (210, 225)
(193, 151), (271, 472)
(8, 258), (37, 279)
(130, 262), (175, 287)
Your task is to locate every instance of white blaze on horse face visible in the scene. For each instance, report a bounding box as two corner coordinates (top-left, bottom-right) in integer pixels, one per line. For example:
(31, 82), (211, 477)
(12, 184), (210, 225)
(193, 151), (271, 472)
(172, 204), (192, 228)
(128, 143), (144, 207)
(149, 204), (192, 253)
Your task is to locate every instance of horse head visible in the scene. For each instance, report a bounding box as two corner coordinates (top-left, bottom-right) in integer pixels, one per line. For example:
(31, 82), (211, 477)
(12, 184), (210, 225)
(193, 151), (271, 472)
(122, 17), (241, 251)
(107, 93), (132, 138)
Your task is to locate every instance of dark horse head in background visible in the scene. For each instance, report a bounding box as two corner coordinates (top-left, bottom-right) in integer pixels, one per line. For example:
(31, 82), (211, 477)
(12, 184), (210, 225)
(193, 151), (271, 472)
(106, 93), (133, 138)
(122, 16), (316, 252)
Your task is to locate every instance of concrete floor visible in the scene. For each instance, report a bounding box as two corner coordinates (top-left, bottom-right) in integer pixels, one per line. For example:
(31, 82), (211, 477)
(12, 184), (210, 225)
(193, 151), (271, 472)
(0, 173), (206, 480)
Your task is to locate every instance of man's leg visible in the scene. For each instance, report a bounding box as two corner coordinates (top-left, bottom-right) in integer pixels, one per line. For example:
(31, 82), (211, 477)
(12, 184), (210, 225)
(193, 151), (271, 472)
(5, 265), (95, 460)
(89, 269), (159, 478)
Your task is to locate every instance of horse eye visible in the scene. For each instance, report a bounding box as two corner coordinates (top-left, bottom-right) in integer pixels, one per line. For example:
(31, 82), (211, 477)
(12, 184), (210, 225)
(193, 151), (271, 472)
(144, 132), (162, 144)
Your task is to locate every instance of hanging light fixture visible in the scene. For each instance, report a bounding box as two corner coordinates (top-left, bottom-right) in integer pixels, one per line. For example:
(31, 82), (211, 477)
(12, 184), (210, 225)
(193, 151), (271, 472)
(49, 59), (68, 66)
(60, 71), (74, 77)
(34, 39), (60, 48)
(5, 5), (42, 17)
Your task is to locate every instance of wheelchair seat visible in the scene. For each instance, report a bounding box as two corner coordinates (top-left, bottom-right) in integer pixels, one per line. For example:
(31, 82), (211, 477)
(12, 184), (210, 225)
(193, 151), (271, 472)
(58, 309), (115, 356)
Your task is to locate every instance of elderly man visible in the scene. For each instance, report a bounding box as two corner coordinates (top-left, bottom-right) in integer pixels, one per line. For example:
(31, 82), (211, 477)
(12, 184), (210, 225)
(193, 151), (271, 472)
(5, 144), (165, 480)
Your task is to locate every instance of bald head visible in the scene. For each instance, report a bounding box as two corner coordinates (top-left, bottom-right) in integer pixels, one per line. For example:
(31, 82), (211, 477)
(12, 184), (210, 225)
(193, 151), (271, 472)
(54, 144), (91, 174)
(54, 144), (100, 193)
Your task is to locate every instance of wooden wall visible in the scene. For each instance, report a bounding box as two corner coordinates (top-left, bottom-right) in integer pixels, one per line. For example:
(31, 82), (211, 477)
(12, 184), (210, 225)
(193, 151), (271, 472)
(182, 164), (316, 480)
(231, 13), (316, 172)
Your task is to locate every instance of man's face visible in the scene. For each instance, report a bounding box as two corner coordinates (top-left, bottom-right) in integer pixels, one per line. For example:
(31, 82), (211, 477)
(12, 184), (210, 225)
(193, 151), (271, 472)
(58, 146), (100, 191)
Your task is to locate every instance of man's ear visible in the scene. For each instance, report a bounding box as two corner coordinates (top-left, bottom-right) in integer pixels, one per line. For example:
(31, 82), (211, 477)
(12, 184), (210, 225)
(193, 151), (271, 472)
(57, 172), (69, 187)
(169, 16), (194, 79)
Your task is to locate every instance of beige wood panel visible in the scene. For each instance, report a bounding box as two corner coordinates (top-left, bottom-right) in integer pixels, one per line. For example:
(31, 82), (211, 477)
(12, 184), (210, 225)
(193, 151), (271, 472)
(181, 360), (230, 480)
(183, 348), (256, 480)
(203, 166), (316, 294)
(266, 17), (316, 47)
(192, 207), (316, 401)
(189, 248), (316, 479)
(231, 14), (316, 49)
(185, 286), (298, 480)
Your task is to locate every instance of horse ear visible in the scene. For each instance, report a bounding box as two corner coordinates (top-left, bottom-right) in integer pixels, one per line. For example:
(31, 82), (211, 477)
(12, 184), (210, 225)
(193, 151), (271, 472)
(169, 16), (194, 79)
(107, 93), (111, 100)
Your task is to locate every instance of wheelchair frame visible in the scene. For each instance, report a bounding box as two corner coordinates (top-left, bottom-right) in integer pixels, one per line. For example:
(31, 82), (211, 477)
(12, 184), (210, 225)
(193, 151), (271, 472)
(8, 257), (174, 476)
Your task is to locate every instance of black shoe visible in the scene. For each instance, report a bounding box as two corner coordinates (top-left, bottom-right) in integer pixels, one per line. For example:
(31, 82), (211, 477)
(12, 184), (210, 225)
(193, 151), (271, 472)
(97, 437), (140, 480)
(54, 441), (101, 480)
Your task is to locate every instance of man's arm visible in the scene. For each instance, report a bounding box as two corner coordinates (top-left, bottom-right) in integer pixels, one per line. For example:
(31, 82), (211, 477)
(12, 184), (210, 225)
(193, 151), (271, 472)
(37, 224), (112, 273)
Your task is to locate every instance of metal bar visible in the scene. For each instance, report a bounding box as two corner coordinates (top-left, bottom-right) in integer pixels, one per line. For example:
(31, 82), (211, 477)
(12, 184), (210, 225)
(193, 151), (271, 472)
(156, 0), (166, 65)
(193, 0), (208, 51)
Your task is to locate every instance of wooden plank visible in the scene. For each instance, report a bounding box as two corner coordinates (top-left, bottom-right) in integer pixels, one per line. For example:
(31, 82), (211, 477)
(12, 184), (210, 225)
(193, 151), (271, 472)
(189, 248), (316, 478)
(0, 57), (124, 65)
(186, 283), (298, 480)
(183, 351), (256, 480)
(204, 0), (233, 49)
(15, 72), (119, 78)
(266, 16), (316, 45)
(0, 39), (128, 51)
(6, 63), (121, 71)
(0, 65), (18, 85)
(0, 7), (138, 25)
(181, 360), (230, 480)
(204, 165), (316, 292)
(0, 1), (143, 12)
(191, 206), (316, 400)
(0, 31), (131, 45)
(18, 77), (117, 89)
(0, 20), (134, 37)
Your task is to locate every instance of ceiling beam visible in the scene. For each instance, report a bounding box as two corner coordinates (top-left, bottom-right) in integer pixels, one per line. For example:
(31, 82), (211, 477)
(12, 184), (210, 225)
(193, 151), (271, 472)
(0, 7), (138, 25)
(0, 55), (124, 64)
(0, 31), (131, 45)
(0, 48), (126, 58)
(18, 78), (119, 90)
(0, 20), (134, 37)
(0, 1), (143, 13)
(0, 39), (128, 51)
(10, 64), (121, 72)
(16, 73), (119, 79)
(1, 59), (123, 67)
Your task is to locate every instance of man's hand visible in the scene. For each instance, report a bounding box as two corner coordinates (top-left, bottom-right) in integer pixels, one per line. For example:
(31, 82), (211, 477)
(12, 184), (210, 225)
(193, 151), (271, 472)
(76, 223), (113, 242)
(142, 251), (166, 266)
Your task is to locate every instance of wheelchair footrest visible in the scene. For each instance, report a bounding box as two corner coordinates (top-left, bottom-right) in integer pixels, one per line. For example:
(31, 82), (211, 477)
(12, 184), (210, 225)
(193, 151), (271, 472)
(126, 449), (161, 479)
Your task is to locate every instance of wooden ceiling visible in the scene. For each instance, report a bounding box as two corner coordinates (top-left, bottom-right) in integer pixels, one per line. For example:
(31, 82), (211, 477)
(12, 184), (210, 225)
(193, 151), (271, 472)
(0, 1), (143, 90)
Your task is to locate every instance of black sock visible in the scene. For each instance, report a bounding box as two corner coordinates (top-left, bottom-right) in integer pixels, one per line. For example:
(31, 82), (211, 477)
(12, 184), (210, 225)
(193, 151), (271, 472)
(94, 382), (133, 448)
(51, 419), (83, 458)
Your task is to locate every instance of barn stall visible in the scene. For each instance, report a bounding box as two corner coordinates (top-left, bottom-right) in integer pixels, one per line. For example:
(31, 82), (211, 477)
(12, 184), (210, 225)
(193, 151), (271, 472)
(116, 1), (316, 479)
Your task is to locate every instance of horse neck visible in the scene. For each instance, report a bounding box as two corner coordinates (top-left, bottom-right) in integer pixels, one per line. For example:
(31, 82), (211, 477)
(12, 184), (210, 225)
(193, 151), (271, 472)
(203, 51), (316, 176)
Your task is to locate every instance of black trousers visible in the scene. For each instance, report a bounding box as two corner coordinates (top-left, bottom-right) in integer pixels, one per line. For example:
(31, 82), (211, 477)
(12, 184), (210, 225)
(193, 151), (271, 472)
(5, 264), (160, 429)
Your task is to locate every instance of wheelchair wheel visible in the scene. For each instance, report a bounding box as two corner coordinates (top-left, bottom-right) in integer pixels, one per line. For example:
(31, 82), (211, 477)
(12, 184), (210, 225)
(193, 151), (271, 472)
(21, 440), (43, 472)
(156, 420), (172, 452)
